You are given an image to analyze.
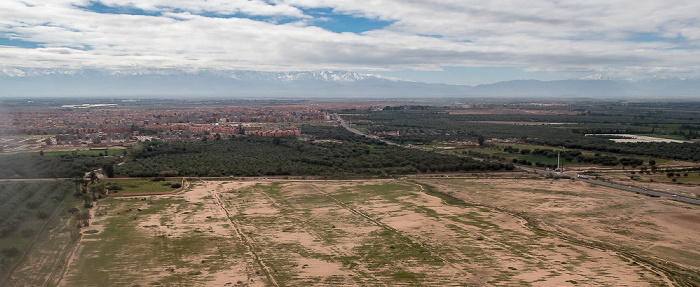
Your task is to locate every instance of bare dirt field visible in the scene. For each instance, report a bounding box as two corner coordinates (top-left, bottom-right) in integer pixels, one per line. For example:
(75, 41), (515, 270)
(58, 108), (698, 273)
(8, 177), (700, 286)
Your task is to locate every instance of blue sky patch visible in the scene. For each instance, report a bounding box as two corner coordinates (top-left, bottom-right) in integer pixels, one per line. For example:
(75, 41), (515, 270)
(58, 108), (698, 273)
(77, 1), (162, 16)
(301, 8), (394, 34)
(627, 32), (684, 43)
(76, 3), (392, 33)
(0, 37), (43, 48)
(195, 12), (299, 25)
(669, 46), (699, 50)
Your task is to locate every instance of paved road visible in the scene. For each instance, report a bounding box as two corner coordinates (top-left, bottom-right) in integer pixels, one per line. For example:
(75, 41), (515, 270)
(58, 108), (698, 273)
(335, 113), (402, 147)
(516, 165), (700, 205)
(335, 114), (700, 206)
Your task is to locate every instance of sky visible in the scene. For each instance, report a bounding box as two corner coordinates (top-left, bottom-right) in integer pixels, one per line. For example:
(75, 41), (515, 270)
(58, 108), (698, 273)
(1, 0), (700, 85)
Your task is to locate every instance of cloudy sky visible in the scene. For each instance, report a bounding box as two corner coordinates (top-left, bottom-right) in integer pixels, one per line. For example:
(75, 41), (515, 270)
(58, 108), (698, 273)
(1, 0), (699, 85)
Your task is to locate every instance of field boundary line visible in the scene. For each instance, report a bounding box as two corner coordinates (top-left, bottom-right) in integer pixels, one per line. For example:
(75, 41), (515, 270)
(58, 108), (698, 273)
(212, 190), (279, 287)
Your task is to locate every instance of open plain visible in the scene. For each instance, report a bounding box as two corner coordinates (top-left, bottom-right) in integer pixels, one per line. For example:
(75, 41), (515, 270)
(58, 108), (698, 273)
(7, 177), (700, 286)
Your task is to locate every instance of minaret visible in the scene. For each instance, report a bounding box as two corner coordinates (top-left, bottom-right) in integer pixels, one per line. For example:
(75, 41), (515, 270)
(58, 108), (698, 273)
(557, 152), (560, 171)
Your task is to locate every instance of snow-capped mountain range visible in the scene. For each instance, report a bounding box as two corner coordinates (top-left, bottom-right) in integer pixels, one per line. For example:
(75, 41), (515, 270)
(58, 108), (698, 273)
(0, 68), (698, 98)
(0, 68), (402, 82)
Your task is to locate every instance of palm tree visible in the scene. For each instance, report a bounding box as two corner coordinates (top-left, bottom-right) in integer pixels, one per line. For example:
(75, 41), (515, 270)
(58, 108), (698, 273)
(82, 194), (93, 208)
(89, 171), (98, 184)
(89, 182), (106, 200)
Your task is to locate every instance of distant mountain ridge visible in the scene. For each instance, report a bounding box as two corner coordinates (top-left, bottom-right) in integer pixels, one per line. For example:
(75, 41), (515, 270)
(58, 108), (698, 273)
(0, 68), (403, 82)
(1, 68), (699, 98)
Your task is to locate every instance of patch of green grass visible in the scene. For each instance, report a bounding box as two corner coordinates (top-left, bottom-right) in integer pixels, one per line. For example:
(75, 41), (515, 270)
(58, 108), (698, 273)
(5, 198), (83, 286)
(410, 181), (471, 207)
(449, 213), (499, 230)
(101, 178), (182, 194)
(357, 182), (415, 194)
(414, 206), (439, 217)
(649, 246), (700, 267)
(391, 270), (425, 280)
(139, 198), (183, 215)
(520, 155), (560, 165)
(65, 196), (231, 286)
(0, 181), (74, 277)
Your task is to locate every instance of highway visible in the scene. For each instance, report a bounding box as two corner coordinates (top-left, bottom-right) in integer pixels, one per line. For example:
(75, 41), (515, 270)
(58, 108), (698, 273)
(516, 165), (700, 205)
(335, 113), (700, 206)
(335, 113), (402, 147)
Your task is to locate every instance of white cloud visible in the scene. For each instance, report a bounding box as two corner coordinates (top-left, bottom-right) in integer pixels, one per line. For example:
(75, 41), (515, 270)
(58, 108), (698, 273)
(98, 0), (306, 18)
(0, 0), (699, 79)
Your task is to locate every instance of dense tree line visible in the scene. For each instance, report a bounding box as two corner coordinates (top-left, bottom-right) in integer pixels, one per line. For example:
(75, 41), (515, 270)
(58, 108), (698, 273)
(527, 139), (700, 162)
(0, 153), (119, 179)
(343, 109), (700, 162)
(117, 130), (512, 177)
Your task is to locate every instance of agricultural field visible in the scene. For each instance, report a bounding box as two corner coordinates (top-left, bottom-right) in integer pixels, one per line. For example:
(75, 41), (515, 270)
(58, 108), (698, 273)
(0, 181), (73, 281)
(7, 178), (700, 286)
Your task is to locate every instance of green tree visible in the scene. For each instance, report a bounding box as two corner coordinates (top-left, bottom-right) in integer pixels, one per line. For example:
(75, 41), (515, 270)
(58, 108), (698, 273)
(103, 163), (115, 178)
(71, 176), (88, 194)
(88, 171), (98, 184)
(76, 210), (91, 227)
(477, 135), (486, 147)
(89, 182), (106, 200)
(82, 194), (93, 208)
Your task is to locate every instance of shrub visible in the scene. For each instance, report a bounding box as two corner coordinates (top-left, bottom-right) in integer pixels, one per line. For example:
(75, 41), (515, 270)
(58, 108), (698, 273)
(106, 185), (122, 191)
(26, 199), (43, 209)
(20, 228), (35, 238)
(37, 211), (50, 219)
(1, 247), (20, 257)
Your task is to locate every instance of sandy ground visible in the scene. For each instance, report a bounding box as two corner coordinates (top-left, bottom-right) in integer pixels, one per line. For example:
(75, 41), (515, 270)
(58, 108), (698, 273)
(9, 178), (699, 286)
(423, 178), (700, 270)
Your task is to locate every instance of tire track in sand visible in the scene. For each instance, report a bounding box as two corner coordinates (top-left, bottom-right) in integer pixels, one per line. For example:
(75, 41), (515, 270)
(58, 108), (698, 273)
(303, 183), (473, 284)
(255, 183), (387, 286)
(211, 188), (279, 287)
